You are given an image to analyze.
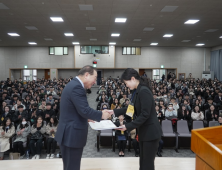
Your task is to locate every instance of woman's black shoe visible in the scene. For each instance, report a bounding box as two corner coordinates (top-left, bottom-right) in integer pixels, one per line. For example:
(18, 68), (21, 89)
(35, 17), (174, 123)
(157, 151), (162, 157)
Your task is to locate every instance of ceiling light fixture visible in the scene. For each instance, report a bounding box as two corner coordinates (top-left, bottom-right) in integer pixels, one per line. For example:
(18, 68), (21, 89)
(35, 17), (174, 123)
(184, 20), (199, 24)
(115, 18), (127, 23)
(150, 43), (158, 45)
(64, 33), (74, 36)
(196, 43), (205, 46)
(8, 33), (20, 36)
(111, 33), (120, 37)
(50, 17), (64, 22)
(163, 34), (173, 37)
(109, 42), (116, 45)
(28, 42), (37, 45)
(72, 42), (79, 45)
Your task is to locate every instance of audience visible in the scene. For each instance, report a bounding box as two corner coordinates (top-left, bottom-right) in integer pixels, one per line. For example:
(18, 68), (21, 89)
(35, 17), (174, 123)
(191, 106), (204, 121)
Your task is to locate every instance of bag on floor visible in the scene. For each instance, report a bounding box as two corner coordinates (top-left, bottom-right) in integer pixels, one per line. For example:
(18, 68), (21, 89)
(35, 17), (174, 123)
(9, 152), (20, 160)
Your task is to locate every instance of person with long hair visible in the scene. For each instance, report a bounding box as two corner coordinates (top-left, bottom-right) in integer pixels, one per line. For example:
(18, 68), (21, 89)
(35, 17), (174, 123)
(13, 117), (30, 158)
(0, 117), (15, 160)
(46, 116), (58, 159)
(107, 68), (162, 170)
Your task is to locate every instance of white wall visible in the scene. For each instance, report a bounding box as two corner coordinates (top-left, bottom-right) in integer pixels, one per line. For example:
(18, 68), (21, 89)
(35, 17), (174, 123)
(74, 45), (115, 68)
(103, 69), (125, 79)
(11, 69), (21, 80)
(0, 47), (74, 80)
(115, 47), (211, 79)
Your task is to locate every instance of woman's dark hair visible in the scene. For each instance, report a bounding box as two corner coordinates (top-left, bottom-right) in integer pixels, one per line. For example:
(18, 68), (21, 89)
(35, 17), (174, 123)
(121, 68), (152, 91)
(194, 105), (200, 113)
(19, 117), (29, 129)
(113, 98), (120, 105)
(49, 115), (58, 127)
(2, 117), (12, 131)
(4, 105), (11, 112)
(34, 116), (44, 128)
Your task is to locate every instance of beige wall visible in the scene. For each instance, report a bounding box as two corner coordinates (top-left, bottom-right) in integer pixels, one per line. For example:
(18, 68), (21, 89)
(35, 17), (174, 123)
(74, 45), (115, 68)
(115, 47), (211, 79)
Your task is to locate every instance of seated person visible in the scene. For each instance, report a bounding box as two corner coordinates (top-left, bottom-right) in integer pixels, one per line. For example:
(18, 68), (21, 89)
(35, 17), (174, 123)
(39, 99), (47, 111)
(43, 103), (56, 124)
(182, 99), (192, 111)
(165, 103), (177, 119)
(216, 113), (222, 126)
(46, 116), (58, 159)
(46, 94), (54, 105)
(114, 115), (128, 157)
(170, 97), (179, 114)
(13, 105), (29, 128)
(122, 99), (130, 108)
(0, 117), (15, 160)
(192, 99), (203, 111)
(30, 116), (46, 159)
(206, 105), (219, 121)
(155, 105), (164, 122)
(111, 98), (121, 110)
(11, 98), (26, 111)
(130, 129), (140, 157)
(30, 109), (38, 126)
(109, 93), (117, 106)
(13, 117), (30, 158)
(0, 106), (14, 126)
(191, 106), (204, 121)
(119, 93), (129, 105)
(159, 100), (166, 115)
(214, 91), (222, 106)
(204, 97), (215, 110)
(178, 105), (191, 121)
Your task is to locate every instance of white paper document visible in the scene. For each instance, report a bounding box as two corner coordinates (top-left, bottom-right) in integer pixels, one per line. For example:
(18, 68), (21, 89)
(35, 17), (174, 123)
(89, 120), (123, 130)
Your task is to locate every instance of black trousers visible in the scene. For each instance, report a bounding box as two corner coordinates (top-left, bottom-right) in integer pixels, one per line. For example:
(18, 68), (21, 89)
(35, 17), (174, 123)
(60, 145), (83, 170)
(47, 138), (57, 154)
(13, 141), (25, 155)
(158, 139), (163, 152)
(117, 140), (126, 153)
(132, 139), (140, 154)
(29, 139), (43, 155)
(139, 138), (160, 170)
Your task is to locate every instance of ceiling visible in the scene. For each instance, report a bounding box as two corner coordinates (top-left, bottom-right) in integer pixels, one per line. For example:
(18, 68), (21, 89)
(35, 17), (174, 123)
(0, 0), (222, 47)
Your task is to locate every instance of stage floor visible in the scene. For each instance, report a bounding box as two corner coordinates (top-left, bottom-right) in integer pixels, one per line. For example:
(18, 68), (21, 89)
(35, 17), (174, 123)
(0, 157), (195, 170)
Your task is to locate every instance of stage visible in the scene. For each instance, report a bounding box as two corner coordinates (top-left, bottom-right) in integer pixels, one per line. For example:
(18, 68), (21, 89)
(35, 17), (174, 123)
(0, 157), (195, 170)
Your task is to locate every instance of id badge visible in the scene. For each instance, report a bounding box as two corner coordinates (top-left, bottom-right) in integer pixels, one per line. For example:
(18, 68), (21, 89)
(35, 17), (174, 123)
(126, 103), (134, 117)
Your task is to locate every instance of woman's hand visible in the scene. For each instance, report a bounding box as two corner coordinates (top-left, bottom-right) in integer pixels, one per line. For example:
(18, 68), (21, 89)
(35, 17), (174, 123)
(116, 125), (127, 131)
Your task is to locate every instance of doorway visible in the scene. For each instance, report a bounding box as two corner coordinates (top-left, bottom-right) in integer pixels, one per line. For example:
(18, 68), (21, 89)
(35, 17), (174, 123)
(97, 71), (102, 85)
(45, 69), (50, 80)
(139, 69), (145, 76)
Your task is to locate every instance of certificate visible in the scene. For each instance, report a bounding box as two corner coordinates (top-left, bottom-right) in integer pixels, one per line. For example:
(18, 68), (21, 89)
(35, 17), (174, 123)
(89, 120), (123, 130)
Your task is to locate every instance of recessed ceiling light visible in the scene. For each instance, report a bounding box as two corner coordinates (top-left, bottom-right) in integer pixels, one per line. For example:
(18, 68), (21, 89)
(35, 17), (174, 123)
(50, 17), (64, 22)
(28, 42), (37, 45)
(196, 43), (205, 46)
(72, 42), (79, 45)
(86, 27), (96, 30)
(25, 26), (38, 30)
(133, 39), (141, 41)
(220, 36), (222, 38)
(8, 33), (20, 36)
(44, 38), (53, 41)
(109, 42), (116, 45)
(115, 18), (127, 23)
(181, 40), (191, 42)
(163, 34), (173, 37)
(143, 27), (154, 31)
(111, 33), (120, 37)
(150, 43), (158, 45)
(0, 3), (9, 9)
(79, 4), (93, 10)
(161, 6), (178, 12)
(184, 20), (199, 24)
(205, 29), (218, 32)
(64, 33), (74, 36)
(90, 39), (97, 41)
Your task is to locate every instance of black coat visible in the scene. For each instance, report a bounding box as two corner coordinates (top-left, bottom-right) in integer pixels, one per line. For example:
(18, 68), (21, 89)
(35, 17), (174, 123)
(114, 121), (128, 139)
(114, 84), (162, 142)
(206, 110), (219, 121)
(177, 109), (191, 121)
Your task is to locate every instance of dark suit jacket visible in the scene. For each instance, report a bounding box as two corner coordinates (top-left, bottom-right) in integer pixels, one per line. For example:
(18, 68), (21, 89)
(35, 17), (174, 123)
(114, 84), (162, 142)
(55, 78), (102, 148)
(214, 95), (222, 104)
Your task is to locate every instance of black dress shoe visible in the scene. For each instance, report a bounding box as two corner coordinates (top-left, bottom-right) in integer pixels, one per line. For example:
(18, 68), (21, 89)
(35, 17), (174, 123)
(135, 152), (139, 157)
(157, 151), (162, 157)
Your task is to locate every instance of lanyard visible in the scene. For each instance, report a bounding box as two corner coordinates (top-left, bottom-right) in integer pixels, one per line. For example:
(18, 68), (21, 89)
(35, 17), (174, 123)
(131, 90), (136, 103)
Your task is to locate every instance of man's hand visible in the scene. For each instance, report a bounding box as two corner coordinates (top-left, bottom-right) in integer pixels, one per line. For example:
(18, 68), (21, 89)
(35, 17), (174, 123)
(102, 110), (112, 120)
(107, 110), (114, 116)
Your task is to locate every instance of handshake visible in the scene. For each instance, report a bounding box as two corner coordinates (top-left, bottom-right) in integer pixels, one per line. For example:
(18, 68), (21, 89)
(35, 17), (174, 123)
(102, 110), (114, 120)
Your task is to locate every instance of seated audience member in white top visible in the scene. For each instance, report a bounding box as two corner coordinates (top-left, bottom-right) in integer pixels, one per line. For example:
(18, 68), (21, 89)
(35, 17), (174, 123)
(191, 105), (204, 121)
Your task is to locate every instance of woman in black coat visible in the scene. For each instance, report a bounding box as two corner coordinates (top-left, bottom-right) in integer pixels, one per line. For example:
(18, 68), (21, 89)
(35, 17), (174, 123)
(108, 68), (162, 170)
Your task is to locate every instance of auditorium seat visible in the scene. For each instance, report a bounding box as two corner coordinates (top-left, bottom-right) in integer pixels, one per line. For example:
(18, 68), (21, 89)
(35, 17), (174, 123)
(177, 120), (191, 149)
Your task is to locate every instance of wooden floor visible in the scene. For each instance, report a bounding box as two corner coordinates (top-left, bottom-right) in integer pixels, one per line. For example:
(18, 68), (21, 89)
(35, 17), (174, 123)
(0, 157), (195, 170)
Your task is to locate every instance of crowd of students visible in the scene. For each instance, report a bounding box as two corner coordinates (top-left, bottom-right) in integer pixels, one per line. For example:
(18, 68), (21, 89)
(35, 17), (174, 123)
(96, 73), (222, 157)
(0, 78), (65, 160)
(0, 74), (222, 160)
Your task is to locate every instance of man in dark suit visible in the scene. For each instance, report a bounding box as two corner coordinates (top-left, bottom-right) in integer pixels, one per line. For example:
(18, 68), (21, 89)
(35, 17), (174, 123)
(214, 91), (222, 105)
(55, 65), (112, 170)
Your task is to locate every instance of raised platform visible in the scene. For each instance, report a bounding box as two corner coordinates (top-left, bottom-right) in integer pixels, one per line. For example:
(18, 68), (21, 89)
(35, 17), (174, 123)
(0, 157), (195, 170)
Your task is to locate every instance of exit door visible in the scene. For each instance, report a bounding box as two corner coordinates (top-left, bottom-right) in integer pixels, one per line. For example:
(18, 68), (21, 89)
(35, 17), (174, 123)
(45, 69), (50, 80)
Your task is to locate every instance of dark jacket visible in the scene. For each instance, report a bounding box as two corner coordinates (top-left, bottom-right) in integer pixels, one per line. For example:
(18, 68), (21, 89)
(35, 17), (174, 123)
(55, 78), (102, 148)
(114, 121), (128, 139)
(114, 84), (162, 142)
(214, 95), (222, 104)
(206, 110), (219, 121)
(177, 109), (191, 121)
(0, 111), (14, 126)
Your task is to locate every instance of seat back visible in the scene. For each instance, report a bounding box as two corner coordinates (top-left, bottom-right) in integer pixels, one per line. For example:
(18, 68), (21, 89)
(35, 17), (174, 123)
(209, 121), (219, 127)
(177, 120), (190, 134)
(100, 129), (113, 136)
(161, 120), (174, 134)
(193, 121), (204, 129)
